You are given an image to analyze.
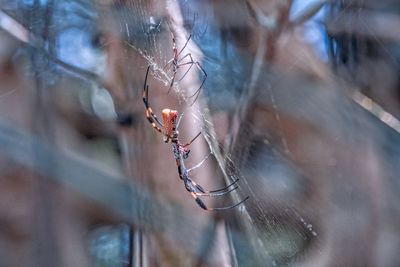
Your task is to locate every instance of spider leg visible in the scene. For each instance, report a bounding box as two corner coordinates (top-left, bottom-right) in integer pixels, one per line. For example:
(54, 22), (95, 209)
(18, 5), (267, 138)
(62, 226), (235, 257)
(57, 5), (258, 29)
(176, 112), (184, 130)
(190, 192), (210, 210)
(177, 34), (192, 57)
(165, 23), (193, 94)
(142, 66), (164, 133)
(187, 152), (212, 172)
(166, 20), (192, 57)
(187, 62), (207, 105)
(181, 132), (202, 147)
(177, 61), (194, 83)
(176, 52), (194, 64)
(178, 132), (201, 160)
(210, 196), (249, 211)
(167, 74), (175, 94)
(176, 54), (206, 85)
(190, 192), (249, 211)
(165, 22), (178, 94)
(183, 171), (248, 210)
(143, 91), (163, 131)
(175, 54), (207, 106)
(208, 178), (240, 193)
(164, 30), (206, 106)
(191, 178), (240, 194)
(166, 55), (194, 96)
(167, 21), (192, 58)
(194, 185), (238, 197)
(175, 54), (195, 83)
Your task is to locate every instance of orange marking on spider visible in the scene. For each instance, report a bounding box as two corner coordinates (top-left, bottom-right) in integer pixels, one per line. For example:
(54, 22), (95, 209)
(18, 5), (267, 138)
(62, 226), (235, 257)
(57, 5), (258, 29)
(162, 108), (178, 140)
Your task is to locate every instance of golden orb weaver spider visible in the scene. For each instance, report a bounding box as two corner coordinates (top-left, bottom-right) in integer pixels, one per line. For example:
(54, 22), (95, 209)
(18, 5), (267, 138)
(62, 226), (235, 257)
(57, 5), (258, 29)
(142, 66), (248, 211)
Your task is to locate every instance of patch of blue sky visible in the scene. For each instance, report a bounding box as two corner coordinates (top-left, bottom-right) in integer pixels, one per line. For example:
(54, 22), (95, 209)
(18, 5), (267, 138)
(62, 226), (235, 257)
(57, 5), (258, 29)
(290, 0), (329, 61)
(57, 27), (105, 74)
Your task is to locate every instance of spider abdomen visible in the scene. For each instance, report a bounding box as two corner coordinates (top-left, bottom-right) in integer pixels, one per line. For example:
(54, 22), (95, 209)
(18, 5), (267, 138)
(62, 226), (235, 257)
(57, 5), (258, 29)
(162, 108), (178, 139)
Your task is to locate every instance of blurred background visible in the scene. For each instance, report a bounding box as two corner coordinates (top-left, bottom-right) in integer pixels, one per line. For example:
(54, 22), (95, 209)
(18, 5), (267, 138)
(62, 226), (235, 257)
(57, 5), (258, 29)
(0, 0), (400, 266)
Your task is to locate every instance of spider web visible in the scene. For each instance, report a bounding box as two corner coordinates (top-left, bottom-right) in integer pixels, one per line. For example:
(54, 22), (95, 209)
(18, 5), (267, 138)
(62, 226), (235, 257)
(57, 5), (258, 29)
(110, 1), (324, 266)
(121, 1), (400, 266)
(3, 0), (400, 266)
(108, 1), (325, 265)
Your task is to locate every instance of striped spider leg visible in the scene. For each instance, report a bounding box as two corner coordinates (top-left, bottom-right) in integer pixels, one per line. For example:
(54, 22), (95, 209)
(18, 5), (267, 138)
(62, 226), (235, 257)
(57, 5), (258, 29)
(142, 66), (248, 211)
(164, 22), (207, 106)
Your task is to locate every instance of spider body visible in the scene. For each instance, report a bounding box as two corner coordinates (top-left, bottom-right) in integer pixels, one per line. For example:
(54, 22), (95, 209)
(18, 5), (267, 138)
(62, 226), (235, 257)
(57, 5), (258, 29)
(161, 109), (191, 159)
(161, 108), (177, 142)
(142, 66), (248, 211)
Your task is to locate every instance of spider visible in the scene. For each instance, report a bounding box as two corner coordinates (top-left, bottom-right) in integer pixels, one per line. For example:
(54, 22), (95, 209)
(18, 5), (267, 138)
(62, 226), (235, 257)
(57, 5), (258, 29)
(142, 66), (248, 211)
(164, 22), (207, 106)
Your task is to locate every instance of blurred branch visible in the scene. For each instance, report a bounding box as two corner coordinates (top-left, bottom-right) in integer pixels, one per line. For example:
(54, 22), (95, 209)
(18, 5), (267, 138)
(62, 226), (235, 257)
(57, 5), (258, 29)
(0, 9), (100, 82)
(352, 91), (400, 135)
(0, 119), (135, 219)
(0, 9), (29, 42)
(245, 0), (276, 30)
(326, 10), (400, 42)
